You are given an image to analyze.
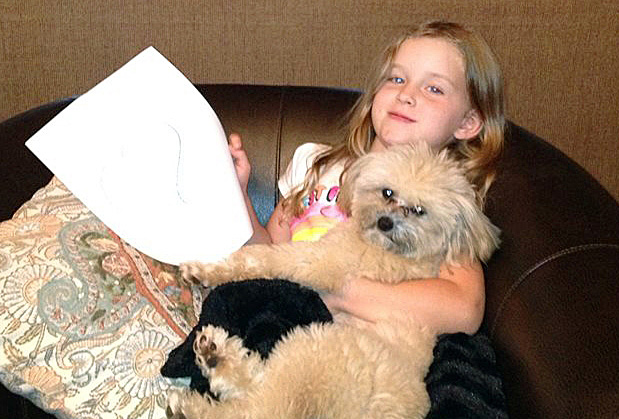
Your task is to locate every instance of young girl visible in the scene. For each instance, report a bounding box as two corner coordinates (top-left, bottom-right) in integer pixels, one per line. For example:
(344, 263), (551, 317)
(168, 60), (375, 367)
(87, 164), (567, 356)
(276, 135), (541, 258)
(228, 20), (504, 336)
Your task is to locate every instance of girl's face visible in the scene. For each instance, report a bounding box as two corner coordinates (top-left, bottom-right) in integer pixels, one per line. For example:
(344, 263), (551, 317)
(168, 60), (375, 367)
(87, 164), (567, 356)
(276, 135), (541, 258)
(370, 37), (482, 152)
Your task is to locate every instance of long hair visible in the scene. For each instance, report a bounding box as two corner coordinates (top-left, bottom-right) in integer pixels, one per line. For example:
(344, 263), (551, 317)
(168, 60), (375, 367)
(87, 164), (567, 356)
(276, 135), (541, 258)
(282, 20), (505, 218)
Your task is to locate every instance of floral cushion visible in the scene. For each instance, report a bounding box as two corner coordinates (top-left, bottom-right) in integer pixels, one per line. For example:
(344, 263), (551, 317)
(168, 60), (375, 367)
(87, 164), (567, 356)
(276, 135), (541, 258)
(0, 177), (202, 418)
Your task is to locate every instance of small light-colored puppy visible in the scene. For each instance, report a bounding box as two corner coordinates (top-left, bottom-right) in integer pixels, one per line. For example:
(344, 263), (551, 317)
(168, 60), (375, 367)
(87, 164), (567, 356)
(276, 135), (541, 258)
(166, 143), (500, 419)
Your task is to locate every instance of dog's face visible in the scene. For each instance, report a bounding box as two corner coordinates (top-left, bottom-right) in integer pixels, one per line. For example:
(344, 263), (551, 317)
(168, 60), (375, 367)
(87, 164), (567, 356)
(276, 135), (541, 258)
(338, 144), (500, 265)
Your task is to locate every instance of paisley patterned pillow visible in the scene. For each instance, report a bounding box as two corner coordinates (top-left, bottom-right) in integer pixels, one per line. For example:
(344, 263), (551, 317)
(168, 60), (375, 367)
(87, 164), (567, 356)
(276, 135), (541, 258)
(0, 177), (202, 418)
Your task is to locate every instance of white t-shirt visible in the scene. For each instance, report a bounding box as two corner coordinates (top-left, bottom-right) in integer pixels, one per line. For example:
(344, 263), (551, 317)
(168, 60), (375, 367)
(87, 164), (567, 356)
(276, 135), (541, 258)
(278, 143), (348, 242)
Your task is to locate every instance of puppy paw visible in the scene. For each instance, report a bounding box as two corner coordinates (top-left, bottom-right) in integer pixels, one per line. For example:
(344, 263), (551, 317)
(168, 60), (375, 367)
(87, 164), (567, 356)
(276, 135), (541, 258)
(193, 325), (224, 374)
(193, 325), (256, 400)
(179, 261), (220, 287)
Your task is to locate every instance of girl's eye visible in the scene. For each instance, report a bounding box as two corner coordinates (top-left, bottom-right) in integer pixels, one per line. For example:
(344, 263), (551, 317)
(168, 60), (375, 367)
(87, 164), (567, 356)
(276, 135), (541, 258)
(428, 85), (444, 95)
(389, 76), (405, 84)
(382, 188), (394, 199)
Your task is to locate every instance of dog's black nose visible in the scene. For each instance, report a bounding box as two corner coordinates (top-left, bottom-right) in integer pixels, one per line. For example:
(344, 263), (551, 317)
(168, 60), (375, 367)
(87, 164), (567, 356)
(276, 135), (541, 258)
(377, 216), (394, 232)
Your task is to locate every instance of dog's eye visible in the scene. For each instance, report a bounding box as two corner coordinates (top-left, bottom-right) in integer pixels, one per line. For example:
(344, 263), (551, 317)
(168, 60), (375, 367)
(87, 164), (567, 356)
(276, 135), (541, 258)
(411, 205), (426, 216)
(382, 188), (394, 200)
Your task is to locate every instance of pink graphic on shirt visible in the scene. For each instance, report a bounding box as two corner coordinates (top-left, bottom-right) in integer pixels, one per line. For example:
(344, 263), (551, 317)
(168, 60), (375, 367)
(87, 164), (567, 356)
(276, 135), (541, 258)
(289, 185), (347, 242)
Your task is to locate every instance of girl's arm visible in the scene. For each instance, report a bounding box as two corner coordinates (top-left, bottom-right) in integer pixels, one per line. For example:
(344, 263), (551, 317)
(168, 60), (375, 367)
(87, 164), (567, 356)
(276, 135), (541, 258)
(321, 261), (486, 335)
(229, 133), (291, 245)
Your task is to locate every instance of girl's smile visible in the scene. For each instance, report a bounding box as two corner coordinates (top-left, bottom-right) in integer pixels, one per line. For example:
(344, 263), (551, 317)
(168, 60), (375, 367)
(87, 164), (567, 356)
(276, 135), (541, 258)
(387, 111), (416, 123)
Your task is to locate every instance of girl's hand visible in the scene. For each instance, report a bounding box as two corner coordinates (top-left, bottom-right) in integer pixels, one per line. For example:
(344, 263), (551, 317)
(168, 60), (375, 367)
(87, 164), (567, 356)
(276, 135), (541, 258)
(228, 133), (251, 192)
(228, 132), (277, 245)
(319, 273), (355, 316)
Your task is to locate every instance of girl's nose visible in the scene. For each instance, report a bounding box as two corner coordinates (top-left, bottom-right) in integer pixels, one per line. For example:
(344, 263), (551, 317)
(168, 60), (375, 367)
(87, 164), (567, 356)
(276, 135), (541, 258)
(396, 87), (416, 106)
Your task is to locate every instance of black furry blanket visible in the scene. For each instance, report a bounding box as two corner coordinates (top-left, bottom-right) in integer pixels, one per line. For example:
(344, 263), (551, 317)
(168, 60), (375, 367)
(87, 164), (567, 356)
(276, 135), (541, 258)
(161, 279), (507, 418)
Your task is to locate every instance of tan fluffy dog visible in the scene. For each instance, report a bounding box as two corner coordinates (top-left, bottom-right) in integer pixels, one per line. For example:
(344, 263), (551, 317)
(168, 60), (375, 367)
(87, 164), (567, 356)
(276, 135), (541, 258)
(166, 143), (500, 419)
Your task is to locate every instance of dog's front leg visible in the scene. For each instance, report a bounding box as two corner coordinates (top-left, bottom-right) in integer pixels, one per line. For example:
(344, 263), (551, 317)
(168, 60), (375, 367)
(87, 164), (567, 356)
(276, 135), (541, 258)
(180, 241), (346, 292)
(180, 242), (320, 288)
(180, 244), (274, 287)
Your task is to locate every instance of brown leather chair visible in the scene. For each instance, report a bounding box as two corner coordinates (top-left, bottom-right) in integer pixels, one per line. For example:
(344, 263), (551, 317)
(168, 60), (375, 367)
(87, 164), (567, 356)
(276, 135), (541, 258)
(1, 85), (618, 419)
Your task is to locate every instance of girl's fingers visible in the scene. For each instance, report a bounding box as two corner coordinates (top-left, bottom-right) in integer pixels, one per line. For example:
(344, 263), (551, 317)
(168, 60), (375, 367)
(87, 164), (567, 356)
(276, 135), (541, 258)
(229, 133), (242, 150)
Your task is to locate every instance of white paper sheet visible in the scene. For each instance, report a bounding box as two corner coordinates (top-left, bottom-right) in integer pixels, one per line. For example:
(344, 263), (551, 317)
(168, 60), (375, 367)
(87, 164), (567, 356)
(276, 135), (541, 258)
(26, 47), (253, 265)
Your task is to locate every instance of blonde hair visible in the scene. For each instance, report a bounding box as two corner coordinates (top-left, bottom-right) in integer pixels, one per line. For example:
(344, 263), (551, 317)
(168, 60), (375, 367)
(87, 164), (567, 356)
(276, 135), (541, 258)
(282, 20), (505, 217)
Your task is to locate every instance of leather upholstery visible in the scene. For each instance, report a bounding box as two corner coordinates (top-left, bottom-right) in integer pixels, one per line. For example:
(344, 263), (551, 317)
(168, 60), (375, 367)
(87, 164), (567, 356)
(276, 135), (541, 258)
(1, 84), (618, 419)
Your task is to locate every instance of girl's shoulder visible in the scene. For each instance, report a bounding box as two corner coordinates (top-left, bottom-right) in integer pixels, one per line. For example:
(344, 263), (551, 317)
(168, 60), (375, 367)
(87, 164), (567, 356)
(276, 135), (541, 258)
(279, 142), (334, 197)
(291, 142), (333, 164)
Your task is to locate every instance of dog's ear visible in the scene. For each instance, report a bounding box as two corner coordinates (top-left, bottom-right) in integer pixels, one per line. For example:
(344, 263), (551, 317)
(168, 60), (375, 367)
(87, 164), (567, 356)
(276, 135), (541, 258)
(337, 170), (353, 216)
(337, 156), (365, 216)
(447, 194), (501, 265)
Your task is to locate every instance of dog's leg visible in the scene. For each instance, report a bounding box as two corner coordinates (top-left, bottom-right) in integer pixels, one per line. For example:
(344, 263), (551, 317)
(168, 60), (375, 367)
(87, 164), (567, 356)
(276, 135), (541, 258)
(180, 240), (349, 292)
(165, 387), (213, 419)
(166, 387), (249, 419)
(373, 319), (437, 377)
(193, 325), (264, 401)
(360, 387), (430, 419)
(180, 245), (272, 286)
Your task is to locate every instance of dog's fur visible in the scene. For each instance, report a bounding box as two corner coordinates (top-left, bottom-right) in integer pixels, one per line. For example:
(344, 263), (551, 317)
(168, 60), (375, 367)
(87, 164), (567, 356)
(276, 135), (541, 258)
(166, 143), (500, 419)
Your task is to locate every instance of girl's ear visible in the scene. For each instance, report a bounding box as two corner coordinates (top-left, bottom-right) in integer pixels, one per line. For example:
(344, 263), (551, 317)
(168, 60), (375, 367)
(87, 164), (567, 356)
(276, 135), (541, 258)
(454, 109), (483, 141)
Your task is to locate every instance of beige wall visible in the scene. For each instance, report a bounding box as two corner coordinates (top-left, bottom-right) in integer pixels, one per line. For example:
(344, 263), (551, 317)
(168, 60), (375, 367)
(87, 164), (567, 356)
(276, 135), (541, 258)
(1, 1), (617, 200)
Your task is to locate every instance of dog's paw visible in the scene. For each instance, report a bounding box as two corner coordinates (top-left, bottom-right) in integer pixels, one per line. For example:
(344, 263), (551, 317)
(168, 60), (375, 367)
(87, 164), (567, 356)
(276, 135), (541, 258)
(179, 261), (220, 287)
(193, 325), (256, 401)
(193, 325), (225, 375)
